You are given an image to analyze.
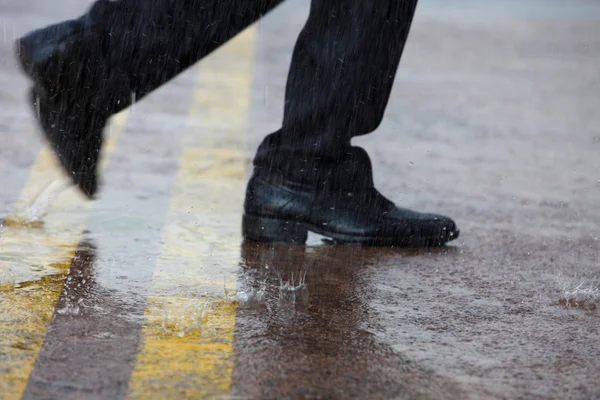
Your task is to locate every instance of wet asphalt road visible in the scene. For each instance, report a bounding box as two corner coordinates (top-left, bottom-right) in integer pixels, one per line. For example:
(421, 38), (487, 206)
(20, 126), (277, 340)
(1, 0), (600, 399)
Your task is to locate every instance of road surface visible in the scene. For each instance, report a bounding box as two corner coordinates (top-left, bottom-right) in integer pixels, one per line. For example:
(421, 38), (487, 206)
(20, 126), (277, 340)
(1, 0), (599, 398)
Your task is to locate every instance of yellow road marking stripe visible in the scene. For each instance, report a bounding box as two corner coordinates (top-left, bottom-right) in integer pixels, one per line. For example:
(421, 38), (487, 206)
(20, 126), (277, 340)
(0, 110), (128, 399)
(127, 27), (255, 399)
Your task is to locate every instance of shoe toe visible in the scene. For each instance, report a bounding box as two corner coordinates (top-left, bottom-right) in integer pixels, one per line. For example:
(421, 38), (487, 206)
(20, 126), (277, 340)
(386, 208), (459, 246)
(427, 213), (459, 243)
(31, 88), (102, 199)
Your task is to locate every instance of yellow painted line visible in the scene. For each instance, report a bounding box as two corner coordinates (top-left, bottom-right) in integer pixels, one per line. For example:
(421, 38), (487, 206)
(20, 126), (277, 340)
(0, 110), (128, 399)
(127, 27), (255, 399)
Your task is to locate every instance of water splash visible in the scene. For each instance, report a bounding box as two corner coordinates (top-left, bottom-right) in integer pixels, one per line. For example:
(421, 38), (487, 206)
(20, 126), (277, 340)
(556, 272), (599, 311)
(3, 180), (72, 228)
(232, 281), (267, 309)
(278, 270), (309, 307)
(159, 300), (211, 337)
(154, 281), (269, 338)
(56, 303), (81, 316)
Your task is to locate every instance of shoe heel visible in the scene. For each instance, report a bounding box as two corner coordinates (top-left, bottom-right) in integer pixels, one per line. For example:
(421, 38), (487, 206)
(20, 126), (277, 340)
(242, 214), (308, 244)
(16, 36), (36, 78)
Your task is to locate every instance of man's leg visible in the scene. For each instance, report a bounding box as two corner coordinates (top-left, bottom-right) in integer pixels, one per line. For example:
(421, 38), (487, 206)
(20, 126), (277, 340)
(17, 0), (283, 197)
(244, 0), (460, 247)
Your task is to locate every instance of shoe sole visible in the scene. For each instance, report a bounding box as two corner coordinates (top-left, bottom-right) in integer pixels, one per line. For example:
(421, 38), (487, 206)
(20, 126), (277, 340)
(242, 214), (460, 248)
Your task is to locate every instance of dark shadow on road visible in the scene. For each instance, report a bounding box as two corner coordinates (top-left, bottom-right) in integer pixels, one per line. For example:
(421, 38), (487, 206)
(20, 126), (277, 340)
(23, 239), (147, 400)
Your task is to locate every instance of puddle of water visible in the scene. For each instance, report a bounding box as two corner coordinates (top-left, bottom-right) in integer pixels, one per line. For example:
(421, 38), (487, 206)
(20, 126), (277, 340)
(147, 282), (270, 339)
(0, 271), (68, 396)
(0, 178), (86, 287)
(143, 295), (233, 338)
(158, 300), (213, 337)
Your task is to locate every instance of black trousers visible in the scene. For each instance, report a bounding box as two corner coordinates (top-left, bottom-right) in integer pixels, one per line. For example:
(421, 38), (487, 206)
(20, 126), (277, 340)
(87, 0), (418, 162)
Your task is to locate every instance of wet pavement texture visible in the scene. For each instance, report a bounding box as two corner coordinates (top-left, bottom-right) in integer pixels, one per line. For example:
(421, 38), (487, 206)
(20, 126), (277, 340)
(1, 0), (600, 399)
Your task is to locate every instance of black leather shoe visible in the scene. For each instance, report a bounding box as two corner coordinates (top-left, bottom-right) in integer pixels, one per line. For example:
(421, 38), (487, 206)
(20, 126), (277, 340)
(243, 146), (459, 247)
(28, 86), (107, 198)
(16, 0), (282, 199)
(15, 0), (199, 198)
(17, 13), (119, 198)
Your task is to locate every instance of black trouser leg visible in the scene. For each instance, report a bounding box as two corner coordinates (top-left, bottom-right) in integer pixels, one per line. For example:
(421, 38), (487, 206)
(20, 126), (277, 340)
(255, 0), (419, 162)
(53, 0), (285, 113)
(100, 0), (284, 107)
(18, 0), (283, 197)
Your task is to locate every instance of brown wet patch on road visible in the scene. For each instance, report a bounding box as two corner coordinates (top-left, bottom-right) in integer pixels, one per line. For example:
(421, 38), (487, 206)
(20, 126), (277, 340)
(233, 242), (467, 399)
(21, 241), (146, 399)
